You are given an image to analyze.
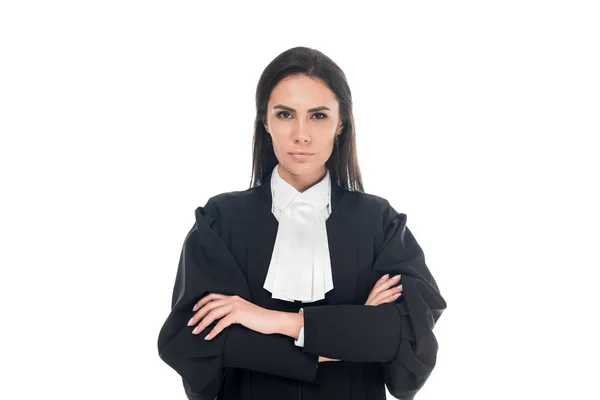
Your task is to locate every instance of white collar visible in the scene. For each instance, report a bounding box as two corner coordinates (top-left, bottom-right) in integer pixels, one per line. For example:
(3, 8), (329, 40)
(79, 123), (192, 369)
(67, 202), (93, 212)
(270, 164), (331, 213)
(263, 164), (334, 303)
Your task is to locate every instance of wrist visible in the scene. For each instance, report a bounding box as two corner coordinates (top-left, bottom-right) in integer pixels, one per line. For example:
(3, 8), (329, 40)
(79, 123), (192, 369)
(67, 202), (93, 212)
(276, 311), (304, 339)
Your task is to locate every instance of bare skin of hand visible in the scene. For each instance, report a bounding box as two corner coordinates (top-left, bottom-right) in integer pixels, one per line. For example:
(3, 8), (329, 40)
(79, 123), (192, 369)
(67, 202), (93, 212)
(190, 275), (402, 360)
(318, 356), (339, 362)
(365, 274), (403, 306)
(319, 274), (403, 363)
(188, 293), (281, 340)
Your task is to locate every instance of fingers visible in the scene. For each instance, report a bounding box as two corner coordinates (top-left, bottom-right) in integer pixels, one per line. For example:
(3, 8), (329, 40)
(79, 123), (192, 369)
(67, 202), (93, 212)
(189, 297), (232, 327)
(366, 274), (387, 303)
(193, 293), (227, 312)
(204, 314), (235, 340)
(366, 274), (402, 304)
(372, 285), (403, 305)
(366, 274), (403, 306)
(376, 274), (402, 293)
(192, 304), (232, 335)
(366, 274), (391, 304)
(381, 274), (402, 290)
(366, 286), (402, 306)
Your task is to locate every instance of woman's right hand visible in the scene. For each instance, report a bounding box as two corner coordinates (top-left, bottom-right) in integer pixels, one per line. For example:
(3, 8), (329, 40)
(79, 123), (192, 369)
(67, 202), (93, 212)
(365, 274), (403, 306)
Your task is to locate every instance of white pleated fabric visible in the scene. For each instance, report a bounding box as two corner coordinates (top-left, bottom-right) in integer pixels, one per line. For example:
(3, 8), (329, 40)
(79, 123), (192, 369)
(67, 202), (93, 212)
(263, 164), (334, 303)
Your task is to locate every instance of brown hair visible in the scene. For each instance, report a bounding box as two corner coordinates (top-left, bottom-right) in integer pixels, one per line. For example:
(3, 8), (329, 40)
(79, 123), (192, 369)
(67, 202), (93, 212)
(249, 46), (364, 192)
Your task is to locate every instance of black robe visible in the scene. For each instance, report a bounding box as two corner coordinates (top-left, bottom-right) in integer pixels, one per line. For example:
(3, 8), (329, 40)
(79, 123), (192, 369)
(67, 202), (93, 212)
(157, 167), (447, 400)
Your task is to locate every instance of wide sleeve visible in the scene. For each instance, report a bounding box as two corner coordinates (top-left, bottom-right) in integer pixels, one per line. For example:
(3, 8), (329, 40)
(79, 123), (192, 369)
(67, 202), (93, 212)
(300, 203), (446, 400)
(157, 200), (319, 400)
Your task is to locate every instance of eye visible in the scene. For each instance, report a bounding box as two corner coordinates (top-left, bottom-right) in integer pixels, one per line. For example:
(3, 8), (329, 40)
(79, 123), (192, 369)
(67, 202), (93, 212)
(277, 111), (292, 119)
(276, 111), (328, 120)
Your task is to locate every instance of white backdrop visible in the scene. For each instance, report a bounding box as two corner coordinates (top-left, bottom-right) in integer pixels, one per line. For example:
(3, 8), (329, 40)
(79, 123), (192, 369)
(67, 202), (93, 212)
(1, 1), (599, 399)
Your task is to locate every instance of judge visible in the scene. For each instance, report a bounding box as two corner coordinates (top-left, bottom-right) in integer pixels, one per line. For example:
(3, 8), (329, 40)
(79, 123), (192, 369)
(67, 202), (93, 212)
(157, 46), (447, 400)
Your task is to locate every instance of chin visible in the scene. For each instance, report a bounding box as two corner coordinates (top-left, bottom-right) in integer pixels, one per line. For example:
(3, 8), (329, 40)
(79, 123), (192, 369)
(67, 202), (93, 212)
(279, 163), (302, 175)
(279, 161), (323, 177)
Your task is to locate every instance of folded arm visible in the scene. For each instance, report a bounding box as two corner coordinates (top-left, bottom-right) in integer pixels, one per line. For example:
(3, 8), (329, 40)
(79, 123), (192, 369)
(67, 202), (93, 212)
(299, 204), (447, 399)
(157, 200), (319, 399)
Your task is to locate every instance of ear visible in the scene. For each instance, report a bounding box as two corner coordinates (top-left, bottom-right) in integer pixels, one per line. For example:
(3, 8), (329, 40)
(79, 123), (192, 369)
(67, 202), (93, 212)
(262, 116), (270, 133)
(336, 122), (343, 135)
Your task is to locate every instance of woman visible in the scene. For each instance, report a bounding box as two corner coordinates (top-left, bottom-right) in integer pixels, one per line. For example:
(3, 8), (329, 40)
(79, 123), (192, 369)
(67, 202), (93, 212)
(157, 46), (447, 400)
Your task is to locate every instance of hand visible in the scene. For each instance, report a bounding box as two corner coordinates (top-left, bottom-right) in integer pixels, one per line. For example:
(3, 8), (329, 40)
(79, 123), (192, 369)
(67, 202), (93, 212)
(318, 356), (340, 363)
(317, 275), (402, 363)
(188, 293), (279, 340)
(365, 274), (403, 306)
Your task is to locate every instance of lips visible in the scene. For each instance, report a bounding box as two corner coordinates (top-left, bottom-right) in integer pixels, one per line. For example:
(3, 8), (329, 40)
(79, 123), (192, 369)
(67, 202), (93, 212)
(289, 152), (314, 162)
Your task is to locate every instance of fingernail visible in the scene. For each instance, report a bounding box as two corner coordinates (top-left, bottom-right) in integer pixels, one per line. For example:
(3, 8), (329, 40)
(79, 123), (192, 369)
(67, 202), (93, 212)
(393, 274), (401, 280)
(381, 274), (389, 280)
(204, 333), (211, 340)
(393, 293), (401, 298)
(187, 318), (194, 326)
(193, 304), (198, 312)
(192, 326), (199, 334)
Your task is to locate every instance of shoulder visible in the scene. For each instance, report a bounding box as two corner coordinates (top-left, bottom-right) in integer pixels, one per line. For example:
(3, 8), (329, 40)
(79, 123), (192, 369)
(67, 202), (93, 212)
(349, 191), (407, 231)
(206, 188), (252, 210)
(351, 191), (392, 213)
(193, 187), (256, 223)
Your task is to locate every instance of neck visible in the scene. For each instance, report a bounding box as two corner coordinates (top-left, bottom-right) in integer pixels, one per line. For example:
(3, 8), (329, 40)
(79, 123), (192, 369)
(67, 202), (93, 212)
(277, 164), (327, 193)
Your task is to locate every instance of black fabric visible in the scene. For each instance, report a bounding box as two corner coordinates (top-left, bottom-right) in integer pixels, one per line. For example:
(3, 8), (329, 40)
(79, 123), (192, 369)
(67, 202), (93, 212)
(157, 167), (447, 400)
(302, 207), (447, 400)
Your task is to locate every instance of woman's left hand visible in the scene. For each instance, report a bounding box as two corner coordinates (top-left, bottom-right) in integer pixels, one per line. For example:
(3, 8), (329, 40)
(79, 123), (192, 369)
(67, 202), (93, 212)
(188, 293), (280, 340)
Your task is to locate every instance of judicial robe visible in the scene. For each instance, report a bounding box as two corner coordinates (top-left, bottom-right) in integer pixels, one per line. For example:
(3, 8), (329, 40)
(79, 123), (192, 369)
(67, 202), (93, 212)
(157, 167), (447, 400)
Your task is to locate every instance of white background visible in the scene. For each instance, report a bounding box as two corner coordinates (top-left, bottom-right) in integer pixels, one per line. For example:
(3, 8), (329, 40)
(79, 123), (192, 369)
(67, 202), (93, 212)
(1, 1), (599, 399)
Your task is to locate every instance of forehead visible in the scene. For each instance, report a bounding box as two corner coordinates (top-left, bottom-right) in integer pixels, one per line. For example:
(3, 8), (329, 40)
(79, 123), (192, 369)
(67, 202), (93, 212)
(269, 74), (338, 109)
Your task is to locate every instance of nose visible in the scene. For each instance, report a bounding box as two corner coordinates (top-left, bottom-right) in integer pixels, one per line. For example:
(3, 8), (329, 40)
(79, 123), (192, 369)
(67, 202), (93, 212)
(292, 121), (311, 144)
(293, 136), (309, 144)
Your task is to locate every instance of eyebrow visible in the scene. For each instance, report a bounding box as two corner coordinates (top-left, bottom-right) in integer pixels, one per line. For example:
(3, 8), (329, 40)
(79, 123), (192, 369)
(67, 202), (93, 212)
(273, 104), (331, 113)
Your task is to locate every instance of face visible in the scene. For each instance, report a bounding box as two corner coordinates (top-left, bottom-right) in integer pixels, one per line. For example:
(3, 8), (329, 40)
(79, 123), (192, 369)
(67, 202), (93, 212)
(263, 74), (343, 190)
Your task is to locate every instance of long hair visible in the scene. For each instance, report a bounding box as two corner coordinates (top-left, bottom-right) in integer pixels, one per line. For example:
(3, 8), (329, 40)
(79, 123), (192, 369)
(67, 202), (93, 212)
(249, 46), (364, 192)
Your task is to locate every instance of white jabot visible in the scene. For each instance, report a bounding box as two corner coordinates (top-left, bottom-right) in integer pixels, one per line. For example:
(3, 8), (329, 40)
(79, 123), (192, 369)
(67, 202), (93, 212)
(263, 164), (334, 303)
